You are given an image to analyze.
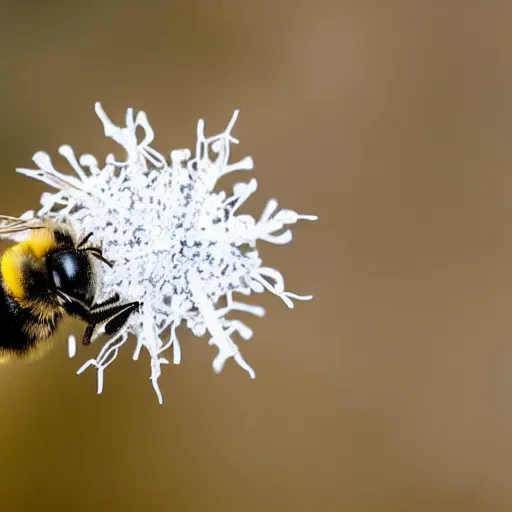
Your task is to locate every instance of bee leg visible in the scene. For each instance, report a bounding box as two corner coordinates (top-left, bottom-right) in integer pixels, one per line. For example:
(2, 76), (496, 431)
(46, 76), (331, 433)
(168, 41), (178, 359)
(82, 301), (141, 345)
(57, 291), (141, 345)
(103, 302), (141, 335)
(58, 292), (94, 322)
(91, 293), (120, 310)
(77, 294), (121, 345)
(82, 324), (95, 346)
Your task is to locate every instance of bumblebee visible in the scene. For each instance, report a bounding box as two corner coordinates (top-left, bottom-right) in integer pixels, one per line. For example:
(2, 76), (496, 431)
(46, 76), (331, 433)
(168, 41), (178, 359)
(0, 215), (140, 361)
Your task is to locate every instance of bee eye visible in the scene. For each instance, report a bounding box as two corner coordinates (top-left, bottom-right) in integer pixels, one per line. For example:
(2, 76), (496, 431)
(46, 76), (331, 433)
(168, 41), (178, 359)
(52, 269), (61, 288)
(50, 250), (95, 304)
(52, 252), (80, 281)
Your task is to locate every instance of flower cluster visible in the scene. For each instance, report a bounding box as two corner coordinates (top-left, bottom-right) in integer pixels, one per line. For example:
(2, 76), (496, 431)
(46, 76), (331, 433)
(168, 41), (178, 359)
(16, 103), (317, 403)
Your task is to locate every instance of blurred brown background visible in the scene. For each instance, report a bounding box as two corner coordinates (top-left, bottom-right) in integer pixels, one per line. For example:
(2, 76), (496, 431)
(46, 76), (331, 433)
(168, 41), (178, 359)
(0, 1), (510, 510)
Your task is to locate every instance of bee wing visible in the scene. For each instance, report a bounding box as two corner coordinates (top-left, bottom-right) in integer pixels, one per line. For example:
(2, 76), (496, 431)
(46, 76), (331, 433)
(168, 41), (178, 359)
(0, 215), (48, 240)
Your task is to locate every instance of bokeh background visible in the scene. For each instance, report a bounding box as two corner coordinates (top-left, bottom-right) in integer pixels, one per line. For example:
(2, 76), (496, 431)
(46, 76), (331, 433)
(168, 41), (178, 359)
(0, 1), (510, 510)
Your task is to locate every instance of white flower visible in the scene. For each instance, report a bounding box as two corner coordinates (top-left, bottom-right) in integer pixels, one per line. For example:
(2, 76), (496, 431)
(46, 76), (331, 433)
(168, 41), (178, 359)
(16, 103), (317, 403)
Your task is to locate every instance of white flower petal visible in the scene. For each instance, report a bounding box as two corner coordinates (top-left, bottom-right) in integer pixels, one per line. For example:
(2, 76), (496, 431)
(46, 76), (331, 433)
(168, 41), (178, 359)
(14, 102), (316, 402)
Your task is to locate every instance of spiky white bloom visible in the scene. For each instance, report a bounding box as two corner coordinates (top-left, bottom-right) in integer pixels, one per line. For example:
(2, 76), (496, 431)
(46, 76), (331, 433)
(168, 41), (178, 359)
(16, 103), (317, 403)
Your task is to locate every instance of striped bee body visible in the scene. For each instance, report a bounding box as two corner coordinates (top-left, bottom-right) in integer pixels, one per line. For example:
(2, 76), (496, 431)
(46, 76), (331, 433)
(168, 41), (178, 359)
(0, 218), (140, 361)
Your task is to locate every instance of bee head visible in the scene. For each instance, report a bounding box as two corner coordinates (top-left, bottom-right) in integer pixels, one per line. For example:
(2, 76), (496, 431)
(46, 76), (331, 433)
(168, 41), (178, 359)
(49, 250), (96, 305)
